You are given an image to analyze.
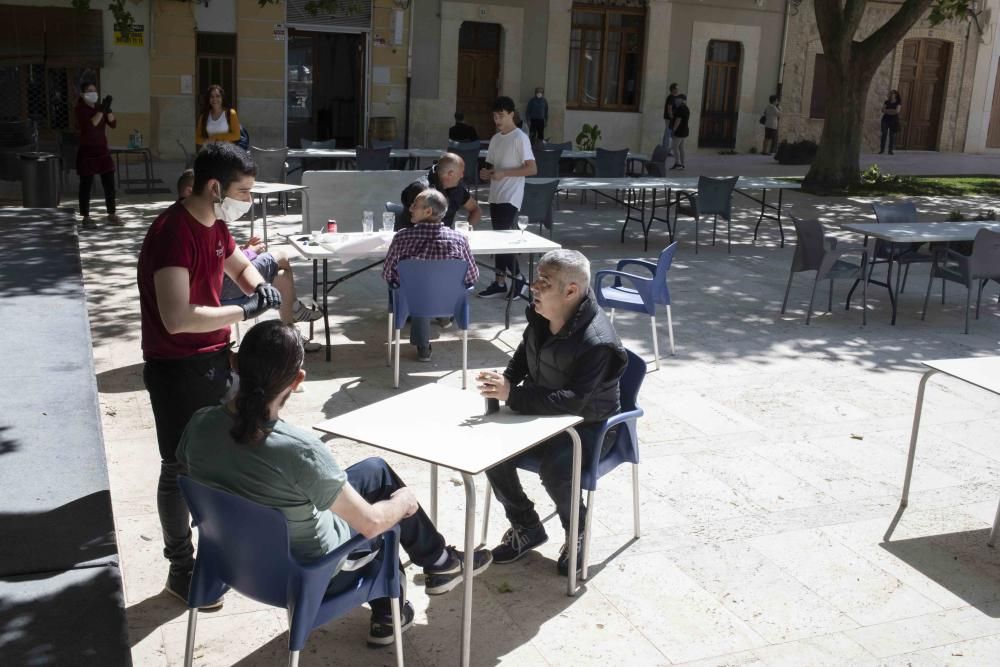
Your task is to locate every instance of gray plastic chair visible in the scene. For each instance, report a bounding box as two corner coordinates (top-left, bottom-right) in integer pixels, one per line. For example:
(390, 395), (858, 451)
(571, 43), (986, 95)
(782, 218), (870, 325)
(871, 201), (930, 293)
(250, 146), (289, 214)
(356, 146), (392, 171)
(519, 179), (559, 237)
(644, 144), (669, 178)
(674, 176), (738, 254)
(592, 147), (628, 207)
(922, 228), (1000, 333)
(534, 148), (562, 179)
(449, 141), (480, 195)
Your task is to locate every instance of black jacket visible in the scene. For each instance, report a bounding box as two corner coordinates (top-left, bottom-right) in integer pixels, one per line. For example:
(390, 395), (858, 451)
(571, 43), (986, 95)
(504, 290), (627, 423)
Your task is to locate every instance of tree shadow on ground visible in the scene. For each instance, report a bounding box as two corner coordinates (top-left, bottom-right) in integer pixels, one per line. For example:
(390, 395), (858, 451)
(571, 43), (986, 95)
(96, 362), (145, 394)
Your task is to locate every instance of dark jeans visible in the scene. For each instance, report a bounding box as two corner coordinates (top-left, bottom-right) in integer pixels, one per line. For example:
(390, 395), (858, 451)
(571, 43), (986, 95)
(79, 171), (116, 218)
(489, 202), (520, 280)
(326, 457), (446, 619)
(485, 423), (616, 536)
(143, 348), (232, 577)
(880, 118), (897, 153)
(529, 118), (545, 144)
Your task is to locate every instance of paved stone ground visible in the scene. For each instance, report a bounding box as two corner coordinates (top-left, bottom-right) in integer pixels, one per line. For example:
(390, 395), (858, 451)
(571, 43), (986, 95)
(77, 153), (1000, 666)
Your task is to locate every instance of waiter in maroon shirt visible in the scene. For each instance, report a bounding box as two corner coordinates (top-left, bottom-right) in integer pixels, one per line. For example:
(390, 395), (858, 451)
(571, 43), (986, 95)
(75, 72), (118, 229)
(137, 143), (282, 607)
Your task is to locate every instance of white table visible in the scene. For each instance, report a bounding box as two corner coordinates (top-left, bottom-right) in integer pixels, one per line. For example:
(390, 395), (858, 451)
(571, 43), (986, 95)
(249, 181), (308, 246)
(840, 221), (1000, 324)
(886, 357), (1000, 545)
(314, 383), (584, 667)
(287, 229), (562, 361)
(288, 147), (446, 170)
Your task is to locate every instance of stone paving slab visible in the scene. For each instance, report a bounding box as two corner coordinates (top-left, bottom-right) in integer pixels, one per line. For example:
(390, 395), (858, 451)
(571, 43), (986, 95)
(74, 176), (1000, 665)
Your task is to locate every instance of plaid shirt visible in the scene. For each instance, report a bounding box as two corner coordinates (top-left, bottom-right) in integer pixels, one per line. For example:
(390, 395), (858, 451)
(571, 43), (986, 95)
(382, 222), (479, 287)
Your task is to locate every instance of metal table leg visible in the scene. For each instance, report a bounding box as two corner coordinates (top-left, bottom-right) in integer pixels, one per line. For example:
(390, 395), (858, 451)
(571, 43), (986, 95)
(567, 426), (582, 596)
(261, 199), (270, 247)
(885, 368), (937, 542)
(430, 464), (438, 525)
(323, 259), (331, 362)
(459, 472), (477, 667)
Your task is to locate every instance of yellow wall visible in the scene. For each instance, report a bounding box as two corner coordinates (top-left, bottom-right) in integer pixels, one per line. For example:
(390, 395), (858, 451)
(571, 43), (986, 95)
(370, 0), (412, 142)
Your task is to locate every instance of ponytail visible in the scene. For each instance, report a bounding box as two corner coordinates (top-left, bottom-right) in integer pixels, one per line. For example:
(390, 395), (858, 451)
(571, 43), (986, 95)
(229, 321), (305, 444)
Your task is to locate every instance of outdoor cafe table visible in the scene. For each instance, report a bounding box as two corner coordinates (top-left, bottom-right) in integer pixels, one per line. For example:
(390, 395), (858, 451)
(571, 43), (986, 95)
(839, 221), (1000, 325)
(527, 175), (800, 251)
(313, 382), (584, 667)
(287, 229), (561, 361)
(288, 147), (447, 169)
(885, 357), (1000, 546)
(248, 181), (309, 247)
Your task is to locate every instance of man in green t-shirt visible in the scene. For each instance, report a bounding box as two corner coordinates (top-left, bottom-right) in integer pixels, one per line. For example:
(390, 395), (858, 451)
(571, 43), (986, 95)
(177, 320), (491, 648)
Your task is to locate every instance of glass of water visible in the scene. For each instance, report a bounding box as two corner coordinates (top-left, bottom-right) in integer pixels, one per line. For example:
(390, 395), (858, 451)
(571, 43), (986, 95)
(456, 221), (470, 235)
(517, 215), (529, 242)
(362, 210), (374, 234)
(382, 211), (395, 232)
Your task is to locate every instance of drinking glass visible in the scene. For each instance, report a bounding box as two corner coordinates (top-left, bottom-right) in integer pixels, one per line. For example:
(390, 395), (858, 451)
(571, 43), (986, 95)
(456, 221), (470, 235)
(382, 211), (395, 232)
(517, 215), (529, 242)
(362, 210), (374, 234)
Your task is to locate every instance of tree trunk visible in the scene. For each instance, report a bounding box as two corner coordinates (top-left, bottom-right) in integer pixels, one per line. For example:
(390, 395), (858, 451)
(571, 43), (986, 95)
(803, 65), (873, 193)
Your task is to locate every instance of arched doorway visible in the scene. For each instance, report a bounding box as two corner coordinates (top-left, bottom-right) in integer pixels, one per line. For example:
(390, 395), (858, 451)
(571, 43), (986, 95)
(699, 40), (741, 148)
(897, 38), (951, 150)
(457, 22), (501, 140)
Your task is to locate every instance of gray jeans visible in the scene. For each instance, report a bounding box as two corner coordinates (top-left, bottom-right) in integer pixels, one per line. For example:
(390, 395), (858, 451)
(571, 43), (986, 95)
(671, 136), (686, 166)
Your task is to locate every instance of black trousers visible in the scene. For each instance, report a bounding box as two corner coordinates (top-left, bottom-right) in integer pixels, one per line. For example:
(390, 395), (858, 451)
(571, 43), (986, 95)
(143, 348), (233, 577)
(79, 171), (116, 218)
(880, 118), (898, 153)
(529, 119), (545, 144)
(485, 423), (617, 535)
(326, 457), (446, 619)
(489, 202), (520, 279)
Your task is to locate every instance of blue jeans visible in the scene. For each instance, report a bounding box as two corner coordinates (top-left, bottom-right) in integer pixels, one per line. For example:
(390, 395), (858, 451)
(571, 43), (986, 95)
(485, 423), (617, 535)
(661, 121), (673, 150)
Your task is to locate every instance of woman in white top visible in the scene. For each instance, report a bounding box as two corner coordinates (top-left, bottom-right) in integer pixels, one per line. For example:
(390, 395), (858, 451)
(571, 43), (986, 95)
(196, 84), (242, 149)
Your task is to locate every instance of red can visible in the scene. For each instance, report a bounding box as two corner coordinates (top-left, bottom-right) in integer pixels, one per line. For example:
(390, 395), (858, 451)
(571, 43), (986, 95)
(326, 219), (337, 233)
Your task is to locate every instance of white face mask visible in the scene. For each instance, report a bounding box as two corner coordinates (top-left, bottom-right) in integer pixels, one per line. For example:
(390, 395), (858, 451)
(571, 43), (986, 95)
(536, 93), (543, 98)
(83, 91), (99, 104)
(213, 186), (252, 222)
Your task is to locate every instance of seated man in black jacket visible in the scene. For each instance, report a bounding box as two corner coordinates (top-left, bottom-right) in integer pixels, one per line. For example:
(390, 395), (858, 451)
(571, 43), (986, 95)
(477, 249), (627, 576)
(396, 153), (481, 231)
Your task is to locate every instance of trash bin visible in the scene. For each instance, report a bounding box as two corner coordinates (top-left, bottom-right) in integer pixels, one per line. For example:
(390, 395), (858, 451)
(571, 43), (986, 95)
(20, 152), (61, 208)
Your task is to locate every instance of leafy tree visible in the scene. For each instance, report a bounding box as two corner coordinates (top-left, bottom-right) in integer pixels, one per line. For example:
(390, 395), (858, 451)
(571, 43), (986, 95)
(803, 0), (974, 192)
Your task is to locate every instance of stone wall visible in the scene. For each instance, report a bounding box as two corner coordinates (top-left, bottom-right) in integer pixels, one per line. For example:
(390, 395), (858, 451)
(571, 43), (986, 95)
(779, 0), (977, 153)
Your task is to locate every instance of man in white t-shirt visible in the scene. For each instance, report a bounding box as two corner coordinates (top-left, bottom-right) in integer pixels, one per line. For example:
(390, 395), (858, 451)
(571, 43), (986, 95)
(477, 96), (537, 298)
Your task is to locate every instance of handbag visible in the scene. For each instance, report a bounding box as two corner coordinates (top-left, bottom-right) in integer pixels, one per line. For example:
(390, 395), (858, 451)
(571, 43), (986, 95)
(237, 125), (250, 151)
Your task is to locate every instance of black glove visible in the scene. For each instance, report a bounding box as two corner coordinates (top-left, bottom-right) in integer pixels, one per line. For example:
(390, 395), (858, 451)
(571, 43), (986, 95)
(239, 283), (282, 320)
(101, 95), (113, 114)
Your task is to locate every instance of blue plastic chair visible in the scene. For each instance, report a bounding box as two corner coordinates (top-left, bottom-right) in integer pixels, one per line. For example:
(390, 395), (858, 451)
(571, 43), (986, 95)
(388, 259), (473, 389)
(480, 348), (647, 580)
(177, 476), (403, 667)
(594, 243), (678, 370)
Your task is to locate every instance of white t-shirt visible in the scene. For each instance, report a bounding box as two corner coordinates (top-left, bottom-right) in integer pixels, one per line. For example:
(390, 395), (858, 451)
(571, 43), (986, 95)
(486, 127), (535, 209)
(205, 111), (230, 136)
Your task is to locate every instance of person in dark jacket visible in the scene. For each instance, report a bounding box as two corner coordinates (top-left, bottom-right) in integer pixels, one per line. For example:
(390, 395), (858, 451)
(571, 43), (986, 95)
(448, 111), (479, 143)
(396, 153), (481, 231)
(477, 249), (627, 576)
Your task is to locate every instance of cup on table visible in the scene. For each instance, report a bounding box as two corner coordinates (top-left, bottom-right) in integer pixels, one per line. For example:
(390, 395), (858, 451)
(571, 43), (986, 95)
(455, 221), (471, 235)
(517, 215), (529, 242)
(382, 211), (395, 232)
(362, 210), (374, 234)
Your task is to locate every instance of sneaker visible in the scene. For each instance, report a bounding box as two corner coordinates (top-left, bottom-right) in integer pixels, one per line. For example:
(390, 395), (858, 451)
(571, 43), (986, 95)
(435, 317), (454, 329)
(299, 331), (321, 353)
(367, 600), (415, 647)
(511, 276), (531, 301)
(423, 545), (493, 595)
(491, 523), (548, 564)
(107, 213), (123, 226)
(557, 533), (585, 577)
(292, 300), (323, 323)
(669, 164), (681, 170)
(416, 344), (433, 362)
(478, 282), (508, 299)
(164, 570), (224, 610)
(81, 216), (97, 229)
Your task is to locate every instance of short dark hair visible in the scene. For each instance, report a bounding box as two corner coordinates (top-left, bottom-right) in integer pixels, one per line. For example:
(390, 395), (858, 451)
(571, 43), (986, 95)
(454, 111), (464, 121)
(492, 96), (516, 113)
(669, 82), (679, 92)
(769, 94), (778, 104)
(192, 143), (257, 195)
(176, 168), (194, 197)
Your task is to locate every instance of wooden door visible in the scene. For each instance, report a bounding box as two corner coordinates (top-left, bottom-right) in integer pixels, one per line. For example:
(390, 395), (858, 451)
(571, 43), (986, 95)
(457, 22), (501, 141)
(897, 39), (951, 150)
(987, 58), (1000, 149)
(699, 40), (741, 148)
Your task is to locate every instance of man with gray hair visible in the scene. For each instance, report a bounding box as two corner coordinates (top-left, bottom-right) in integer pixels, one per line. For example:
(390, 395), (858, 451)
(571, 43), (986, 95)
(383, 189), (478, 361)
(397, 152), (481, 231)
(477, 249), (627, 576)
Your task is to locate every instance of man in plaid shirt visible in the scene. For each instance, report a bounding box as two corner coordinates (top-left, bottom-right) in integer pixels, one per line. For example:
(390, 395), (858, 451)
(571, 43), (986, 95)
(383, 189), (478, 362)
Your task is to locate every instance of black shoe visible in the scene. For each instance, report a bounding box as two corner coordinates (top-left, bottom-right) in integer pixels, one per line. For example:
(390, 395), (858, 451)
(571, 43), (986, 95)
(423, 546), (493, 595)
(878, 150), (885, 154)
(416, 344), (432, 362)
(367, 600), (415, 647)
(478, 282), (508, 299)
(557, 533), (585, 577)
(164, 570), (224, 610)
(491, 523), (548, 564)
(435, 316), (454, 329)
(888, 151), (894, 155)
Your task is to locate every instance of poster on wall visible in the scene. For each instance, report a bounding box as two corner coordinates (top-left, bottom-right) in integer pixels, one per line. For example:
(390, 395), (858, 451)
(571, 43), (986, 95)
(114, 24), (145, 47)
